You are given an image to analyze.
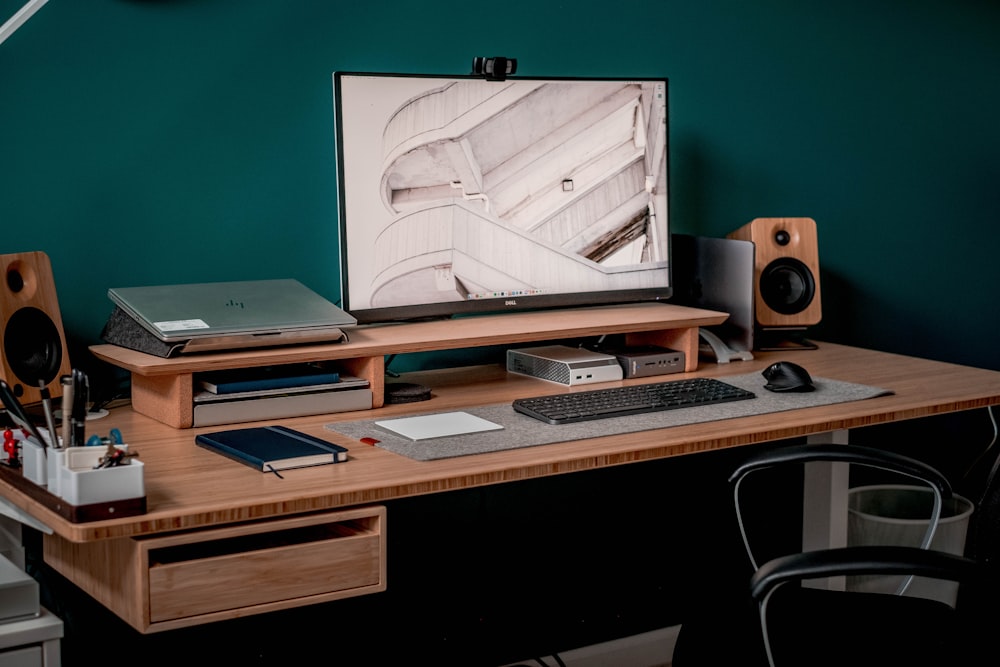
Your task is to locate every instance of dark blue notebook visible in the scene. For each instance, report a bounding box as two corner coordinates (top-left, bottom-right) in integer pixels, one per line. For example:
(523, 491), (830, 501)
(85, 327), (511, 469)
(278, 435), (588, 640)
(195, 425), (348, 472)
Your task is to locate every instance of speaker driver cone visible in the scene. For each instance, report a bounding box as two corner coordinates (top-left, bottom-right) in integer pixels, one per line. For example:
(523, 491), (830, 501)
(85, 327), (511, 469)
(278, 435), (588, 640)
(4, 306), (64, 386)
(760, 258), (816, 315)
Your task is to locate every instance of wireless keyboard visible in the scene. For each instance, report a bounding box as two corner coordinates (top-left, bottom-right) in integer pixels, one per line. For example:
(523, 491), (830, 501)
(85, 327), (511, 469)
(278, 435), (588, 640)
(512, 377), (756, 425)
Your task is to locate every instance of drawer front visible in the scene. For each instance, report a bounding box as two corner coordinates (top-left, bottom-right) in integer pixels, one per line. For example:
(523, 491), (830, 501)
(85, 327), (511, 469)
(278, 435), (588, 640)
(0, 646), (42, 667)
(149, 531), (381, 621)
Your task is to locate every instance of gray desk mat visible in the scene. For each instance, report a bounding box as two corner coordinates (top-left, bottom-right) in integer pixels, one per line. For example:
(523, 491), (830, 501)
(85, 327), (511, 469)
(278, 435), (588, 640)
(326, 373), (892, 461)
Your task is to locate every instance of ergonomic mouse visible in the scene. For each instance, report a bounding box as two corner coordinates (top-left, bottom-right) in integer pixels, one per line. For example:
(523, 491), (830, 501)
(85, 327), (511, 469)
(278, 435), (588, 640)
(761, 361), (815, 392)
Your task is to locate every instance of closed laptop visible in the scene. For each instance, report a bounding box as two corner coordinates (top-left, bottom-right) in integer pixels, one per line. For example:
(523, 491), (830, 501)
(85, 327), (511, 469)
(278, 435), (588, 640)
(104, 279), (357, 355)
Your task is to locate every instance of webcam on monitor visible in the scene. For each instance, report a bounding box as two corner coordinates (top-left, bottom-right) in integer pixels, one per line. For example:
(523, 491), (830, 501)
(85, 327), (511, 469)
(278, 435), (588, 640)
(471, 56), (517, 80)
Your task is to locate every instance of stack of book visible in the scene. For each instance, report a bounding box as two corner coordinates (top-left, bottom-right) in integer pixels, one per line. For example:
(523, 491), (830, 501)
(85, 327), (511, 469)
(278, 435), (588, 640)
(192, 363), (372, 427)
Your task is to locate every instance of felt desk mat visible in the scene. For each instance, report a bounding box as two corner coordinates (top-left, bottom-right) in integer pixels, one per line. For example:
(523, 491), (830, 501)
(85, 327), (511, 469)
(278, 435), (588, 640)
(326, 373), (892, 461)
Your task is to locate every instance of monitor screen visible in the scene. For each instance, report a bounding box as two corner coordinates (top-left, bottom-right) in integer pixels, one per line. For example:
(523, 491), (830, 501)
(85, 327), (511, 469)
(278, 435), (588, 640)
(332, 71), (672, 324)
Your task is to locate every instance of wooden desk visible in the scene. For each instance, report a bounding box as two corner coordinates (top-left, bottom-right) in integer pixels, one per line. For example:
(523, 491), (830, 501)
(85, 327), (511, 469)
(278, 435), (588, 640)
(3, 342), (1000, 634)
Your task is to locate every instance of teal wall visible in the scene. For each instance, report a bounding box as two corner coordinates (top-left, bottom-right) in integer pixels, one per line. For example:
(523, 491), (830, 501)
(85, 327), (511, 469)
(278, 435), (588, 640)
(4, 3), (999, 660)
(2, 0), (999, 371)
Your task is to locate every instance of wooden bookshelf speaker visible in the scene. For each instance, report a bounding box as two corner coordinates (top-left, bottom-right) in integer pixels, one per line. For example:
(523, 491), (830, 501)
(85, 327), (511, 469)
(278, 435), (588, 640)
(0, 251), (72, 406)
(727, 217), (822, 331)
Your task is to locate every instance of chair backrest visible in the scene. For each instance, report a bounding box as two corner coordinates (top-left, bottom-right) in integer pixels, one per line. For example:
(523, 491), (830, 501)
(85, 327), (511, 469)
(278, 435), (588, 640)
(672, 440), (982, 667)
(730, 442), (952, 573)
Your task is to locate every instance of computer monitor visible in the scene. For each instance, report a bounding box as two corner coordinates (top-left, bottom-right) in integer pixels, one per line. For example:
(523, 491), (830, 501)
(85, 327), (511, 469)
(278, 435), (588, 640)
(332, 71), (671, 324)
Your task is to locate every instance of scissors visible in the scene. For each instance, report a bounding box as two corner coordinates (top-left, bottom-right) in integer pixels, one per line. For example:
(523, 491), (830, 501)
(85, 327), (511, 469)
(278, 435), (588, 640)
(0, 380), (48, 449)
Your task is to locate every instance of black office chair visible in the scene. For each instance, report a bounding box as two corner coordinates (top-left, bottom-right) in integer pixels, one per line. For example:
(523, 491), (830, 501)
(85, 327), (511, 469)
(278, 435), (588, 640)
(672, 441), (997, 667)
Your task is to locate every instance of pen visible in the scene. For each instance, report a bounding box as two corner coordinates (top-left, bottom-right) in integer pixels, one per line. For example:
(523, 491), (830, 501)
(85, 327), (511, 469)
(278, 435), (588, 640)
(70, 368), (89, 448)
(60, 374), (73, 448)
(37, 379), (58, 451)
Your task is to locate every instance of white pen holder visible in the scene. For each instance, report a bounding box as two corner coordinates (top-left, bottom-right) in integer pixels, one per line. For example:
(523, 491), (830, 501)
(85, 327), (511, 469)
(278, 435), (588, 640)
(57, 446), (144, 506)
(46, 448), (66, 496)
(21, 439), (47, 487)
(17, 429), (58, 488)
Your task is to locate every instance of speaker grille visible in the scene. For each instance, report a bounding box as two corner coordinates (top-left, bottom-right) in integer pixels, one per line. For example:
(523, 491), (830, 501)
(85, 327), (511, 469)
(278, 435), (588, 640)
(4, 307), (64, 386)
(760, 258), (816, 315)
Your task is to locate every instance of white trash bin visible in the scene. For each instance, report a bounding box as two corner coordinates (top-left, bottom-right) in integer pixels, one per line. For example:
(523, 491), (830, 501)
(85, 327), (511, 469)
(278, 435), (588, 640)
(846, 484), (973, 607)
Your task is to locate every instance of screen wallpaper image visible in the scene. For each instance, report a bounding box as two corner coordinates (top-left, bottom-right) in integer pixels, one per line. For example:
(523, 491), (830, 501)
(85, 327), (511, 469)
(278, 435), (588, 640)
(336, 75), (670, 314)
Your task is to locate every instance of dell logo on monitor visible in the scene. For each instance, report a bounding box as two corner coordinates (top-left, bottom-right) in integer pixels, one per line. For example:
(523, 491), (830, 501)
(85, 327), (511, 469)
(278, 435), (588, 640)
(505, 300), (518, 306)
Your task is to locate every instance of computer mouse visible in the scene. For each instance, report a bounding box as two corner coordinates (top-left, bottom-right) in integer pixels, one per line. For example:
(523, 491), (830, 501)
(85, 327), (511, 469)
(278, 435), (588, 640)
(761, 361), (815, 393)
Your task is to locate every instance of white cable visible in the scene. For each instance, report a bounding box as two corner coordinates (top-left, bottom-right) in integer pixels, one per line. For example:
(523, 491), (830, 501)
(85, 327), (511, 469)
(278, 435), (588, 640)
(978, 405), (1000, 507)
(0, 0), (49, 47)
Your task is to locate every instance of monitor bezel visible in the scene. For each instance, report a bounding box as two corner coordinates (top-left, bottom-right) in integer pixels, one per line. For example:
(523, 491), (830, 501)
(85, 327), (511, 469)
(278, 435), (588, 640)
(332, 70), (672, 325)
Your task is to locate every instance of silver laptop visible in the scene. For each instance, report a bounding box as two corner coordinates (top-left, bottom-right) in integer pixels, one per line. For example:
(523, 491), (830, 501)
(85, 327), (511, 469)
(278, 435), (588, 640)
(671, 234), (755, 361)
(107, 279), (357, 353)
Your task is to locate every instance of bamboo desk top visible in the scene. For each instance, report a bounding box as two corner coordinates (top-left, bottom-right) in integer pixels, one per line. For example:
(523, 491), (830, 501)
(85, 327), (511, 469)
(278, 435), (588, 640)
(4, 342), (1000, 543)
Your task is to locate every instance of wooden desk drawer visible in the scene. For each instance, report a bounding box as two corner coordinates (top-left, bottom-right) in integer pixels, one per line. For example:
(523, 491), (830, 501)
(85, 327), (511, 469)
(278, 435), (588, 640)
(44, 506), (386, 633)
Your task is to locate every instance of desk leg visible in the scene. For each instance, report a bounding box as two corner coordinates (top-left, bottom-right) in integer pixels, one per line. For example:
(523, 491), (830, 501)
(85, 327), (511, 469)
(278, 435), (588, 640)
(42, 636), (61, 667)
(802, 429), (850, 590)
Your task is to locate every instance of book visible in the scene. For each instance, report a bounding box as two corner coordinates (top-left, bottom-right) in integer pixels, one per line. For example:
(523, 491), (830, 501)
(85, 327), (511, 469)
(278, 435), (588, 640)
(192, 387), (373, 427)
(193, 375), (369, 403)
(195, 424), (349, 472)
(198, 364), (343, 394)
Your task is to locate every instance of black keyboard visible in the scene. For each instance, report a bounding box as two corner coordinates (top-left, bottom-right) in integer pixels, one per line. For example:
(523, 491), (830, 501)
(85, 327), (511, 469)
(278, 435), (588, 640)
(512, 377), (756, 425)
